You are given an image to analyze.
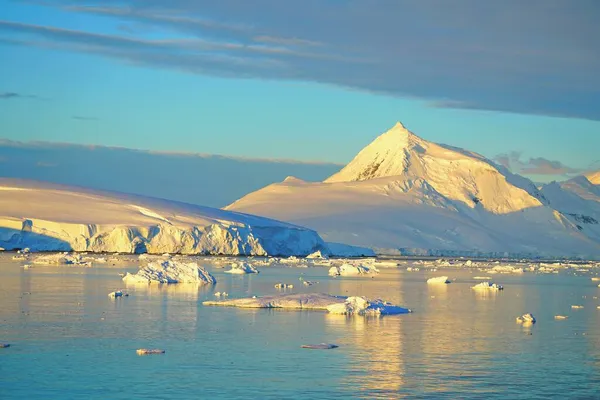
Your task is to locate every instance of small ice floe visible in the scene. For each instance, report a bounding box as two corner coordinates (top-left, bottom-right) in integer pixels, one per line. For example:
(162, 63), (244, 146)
(471, 282), (503, 291)
(224, 262), (259, 274)
(136, 348), (165, 355)
(303, 281), (317, 286)
(22, 264), (32, 269)
(326, 296), (411, 316)
(306, 250), (328, 259)
(0, 343), (10, 348)
(32, 252), (91, 266)
(122, 260), (216, 284)
(426, 276), (450, 284)
(516, 313), (536, 324)
(571, 305), (584, 309)
(108, 290), (129, 298)
(554, 315), (569, 320)
(591, 277), (600, 281)
(274, 283), (294, 289)
(328, 263), (379, 277)
(301, 343), (338, 350)
(473, 276), (491, 280)
(491, 266), (524, 274)
(214, 292), (228, 297)
(406, 267), (420, 272)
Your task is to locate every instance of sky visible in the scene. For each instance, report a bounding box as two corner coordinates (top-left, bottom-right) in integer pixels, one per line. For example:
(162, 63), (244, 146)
(1, 0), (599, 183)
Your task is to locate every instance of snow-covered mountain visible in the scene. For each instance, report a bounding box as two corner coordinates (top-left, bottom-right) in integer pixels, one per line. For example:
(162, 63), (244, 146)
(227, 123), (600, 259)
(0, 179), (329, 256)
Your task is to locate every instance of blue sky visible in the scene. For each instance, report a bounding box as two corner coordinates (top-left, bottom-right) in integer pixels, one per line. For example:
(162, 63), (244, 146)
(1, 0), (599, 182)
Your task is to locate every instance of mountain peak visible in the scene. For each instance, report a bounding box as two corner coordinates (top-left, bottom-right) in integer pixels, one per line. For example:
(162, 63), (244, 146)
(585, 170), (600, 185)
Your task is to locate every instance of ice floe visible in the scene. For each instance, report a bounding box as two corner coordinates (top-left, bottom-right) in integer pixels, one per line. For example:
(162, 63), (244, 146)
(326, 296), (411, 316)
(214, 292), (228, 297)
(471, 282), (504, 291)
(306, 250), (328, 259)
(571, 305), (584, 309)
(554, 315), (569, 320)
(274, 283), (294, 289)
(301, 343), (339, 349)
(0, 343), (10, 348)
(122, 260), (216, 284)
(108, 290), (129, 298)
(516, 313), (536, 324)
(328, 263), (379, 277)
(426, 276), (451, 284)
(32, 252), (91, 266)
(224, 262), (259, 274)
(136, 349), (165, 355)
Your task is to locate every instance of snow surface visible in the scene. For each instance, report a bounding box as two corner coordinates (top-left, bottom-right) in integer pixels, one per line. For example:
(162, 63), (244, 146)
(0, 179), (328, 256)
(227, 123), (600, 259)
(328, 263), (379, 277)
(426, 276), (451, 284)
(122, 260), (216, 284)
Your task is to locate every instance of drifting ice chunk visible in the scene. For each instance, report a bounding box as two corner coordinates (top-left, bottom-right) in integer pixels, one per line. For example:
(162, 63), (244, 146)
(122, 260), (216, 284)
(136, 349), (165, 355)
(591, 277), (600, 281)
(554, 315), (568, 320)
(224, 262), (259, 274)
(427, 276), (451, 284)
(303, 280), (317, 286)
(328, 263), (379, 277)
(326, 296), (411, 316)
(571, 305), (584, 309)
(274, 283), (294, 289)
(32, 252), (91, 266)
(516, 313), (536, 324)
(471, 282), (503, 290)
(491, 265), (524, 274)
(473, 276), (491, 280)
(301, 343), (338, 349)
(0, 343), (10, 348)
(306, 250), (328, 259)
(204, 293), (345, 310)
(108, 290), (129, 298)
(214, 292), (228, 297)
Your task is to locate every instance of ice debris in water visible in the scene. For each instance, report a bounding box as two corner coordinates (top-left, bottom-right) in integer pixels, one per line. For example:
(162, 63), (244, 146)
(471, 282), (503, 290)
(426, 276), (451, 284)
(136, 348), (165, 355)
(214, 292), (228, 297)
(32, 252), (91, 266)
(554, 315), (569, 320)
(326, 296), (411, 316)
(571, 305), (584, 309)
(306, 250), (328, 259)
(328, 263), (379, 277)
(108, 290), (129, 298)
(0, 343), (10, 348)
(224, 262), (259, 274)
(516, 313), (536, 324)
(274, 283), (294, 289)
(303, 281), (317, 286)
(301, 343), (338, 350)
(122, 260), (216, 284)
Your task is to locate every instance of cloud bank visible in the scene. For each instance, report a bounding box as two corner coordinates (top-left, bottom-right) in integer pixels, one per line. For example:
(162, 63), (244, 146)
(0, 0), (598, 120)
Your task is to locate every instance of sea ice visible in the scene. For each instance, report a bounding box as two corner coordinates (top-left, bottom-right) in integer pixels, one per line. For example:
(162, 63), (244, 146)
(136, 349), (165, 355)
(328, 263), (379, 277)
(224, 262), (259, 274)
(326, 296), (411, 316)
(473, 276), (491, 280)
(471, 282), (504, 290)
(571, 305), (584, 309)
(301, 343), (339, 349)
(32, 252), (91, 266)
(0, 343), (10, 348)
(516, 313), (536, 324)
(203, 293), (345, 310)
(122, 260), (216, 284)
(274, 283), (294, 289)
(108, 290), (129, 298)
(426, 276), (451, 284)
(554, 315), (569, 320)
(306, 250), (328, 259)
(214, 292), (228, 297)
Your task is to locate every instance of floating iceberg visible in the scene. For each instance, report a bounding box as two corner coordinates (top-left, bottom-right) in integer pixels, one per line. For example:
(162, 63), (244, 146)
(274, 283), (294, 289)
(426, 276), (450, 284)
(516, 313), (536, 324)
(302, 280), (317, 286)
(224, 262), (259, 274)
(0, 343), (10, 348)
(122, 260), (216, 284)
(214, 291), (228, 297)
(473, 276), (491, 280)
(471, 282), (504, 290)
(306, 250), (328, 259)
(32, 252), (91, 266)
(326, 296), (411, 316)
(136, 349), (165, 355)
(571, 305), (584, 309)
(554, 315), (569, 320)
(301, 343), (338, 350)
(328, 263), (379, 277)
(108, 290), (129, 298)
(204, 293), (411, 317)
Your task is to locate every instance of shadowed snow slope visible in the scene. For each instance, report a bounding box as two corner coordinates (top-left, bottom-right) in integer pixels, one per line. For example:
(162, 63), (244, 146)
(227, 122), (600, 259)
(0, 178), (327, 256)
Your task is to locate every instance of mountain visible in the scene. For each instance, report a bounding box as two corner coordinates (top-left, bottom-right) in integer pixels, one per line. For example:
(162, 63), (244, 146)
(0, 178), (328, 256)
(227, 122), (600, 259)
(584, 170), (600, 185)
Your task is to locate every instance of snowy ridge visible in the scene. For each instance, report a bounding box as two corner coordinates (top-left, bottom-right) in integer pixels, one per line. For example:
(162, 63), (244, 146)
(0, 179), (328, 256)
(227, 122), (600, 259)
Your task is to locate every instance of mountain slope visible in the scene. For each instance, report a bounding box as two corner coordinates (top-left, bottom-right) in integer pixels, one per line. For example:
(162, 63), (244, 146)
(0, 178), (328, 256)
(227, 123), (600, 259)
(585, 170), (600, 185)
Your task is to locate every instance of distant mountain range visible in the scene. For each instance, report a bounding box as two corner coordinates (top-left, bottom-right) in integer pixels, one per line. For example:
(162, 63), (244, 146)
(227, 122), (600, 259)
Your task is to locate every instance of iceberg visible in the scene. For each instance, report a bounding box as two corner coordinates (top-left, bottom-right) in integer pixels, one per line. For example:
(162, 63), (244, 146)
(471, 281), (504, 290)
(554, 315), (568, 320)
(306, 250), (328, 259)
(136, 349), (165, 355)
(122, 260), (216, 284)
(328, 263), (379, 277)
(516, 313), (536, 324)
(326, 296), (411, 315)
(203, 293), (411, 316)
(426, 276), (451, 284)
(224, 262), (259, 274)
(274, 283), (294, 289)
(0, 343), (10, 348)
(108, 290), (129, 298)
(32, 252), (91, 266)
(301, 343), (339, 349)
(571, 305), (584, 309)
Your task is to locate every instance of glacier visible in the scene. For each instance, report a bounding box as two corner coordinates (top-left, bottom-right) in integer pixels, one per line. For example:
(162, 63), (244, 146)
(0, 179), (329, 256)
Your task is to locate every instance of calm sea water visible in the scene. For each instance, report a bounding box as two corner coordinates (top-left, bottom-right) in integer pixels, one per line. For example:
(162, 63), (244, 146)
(1, 254), (599, 399)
